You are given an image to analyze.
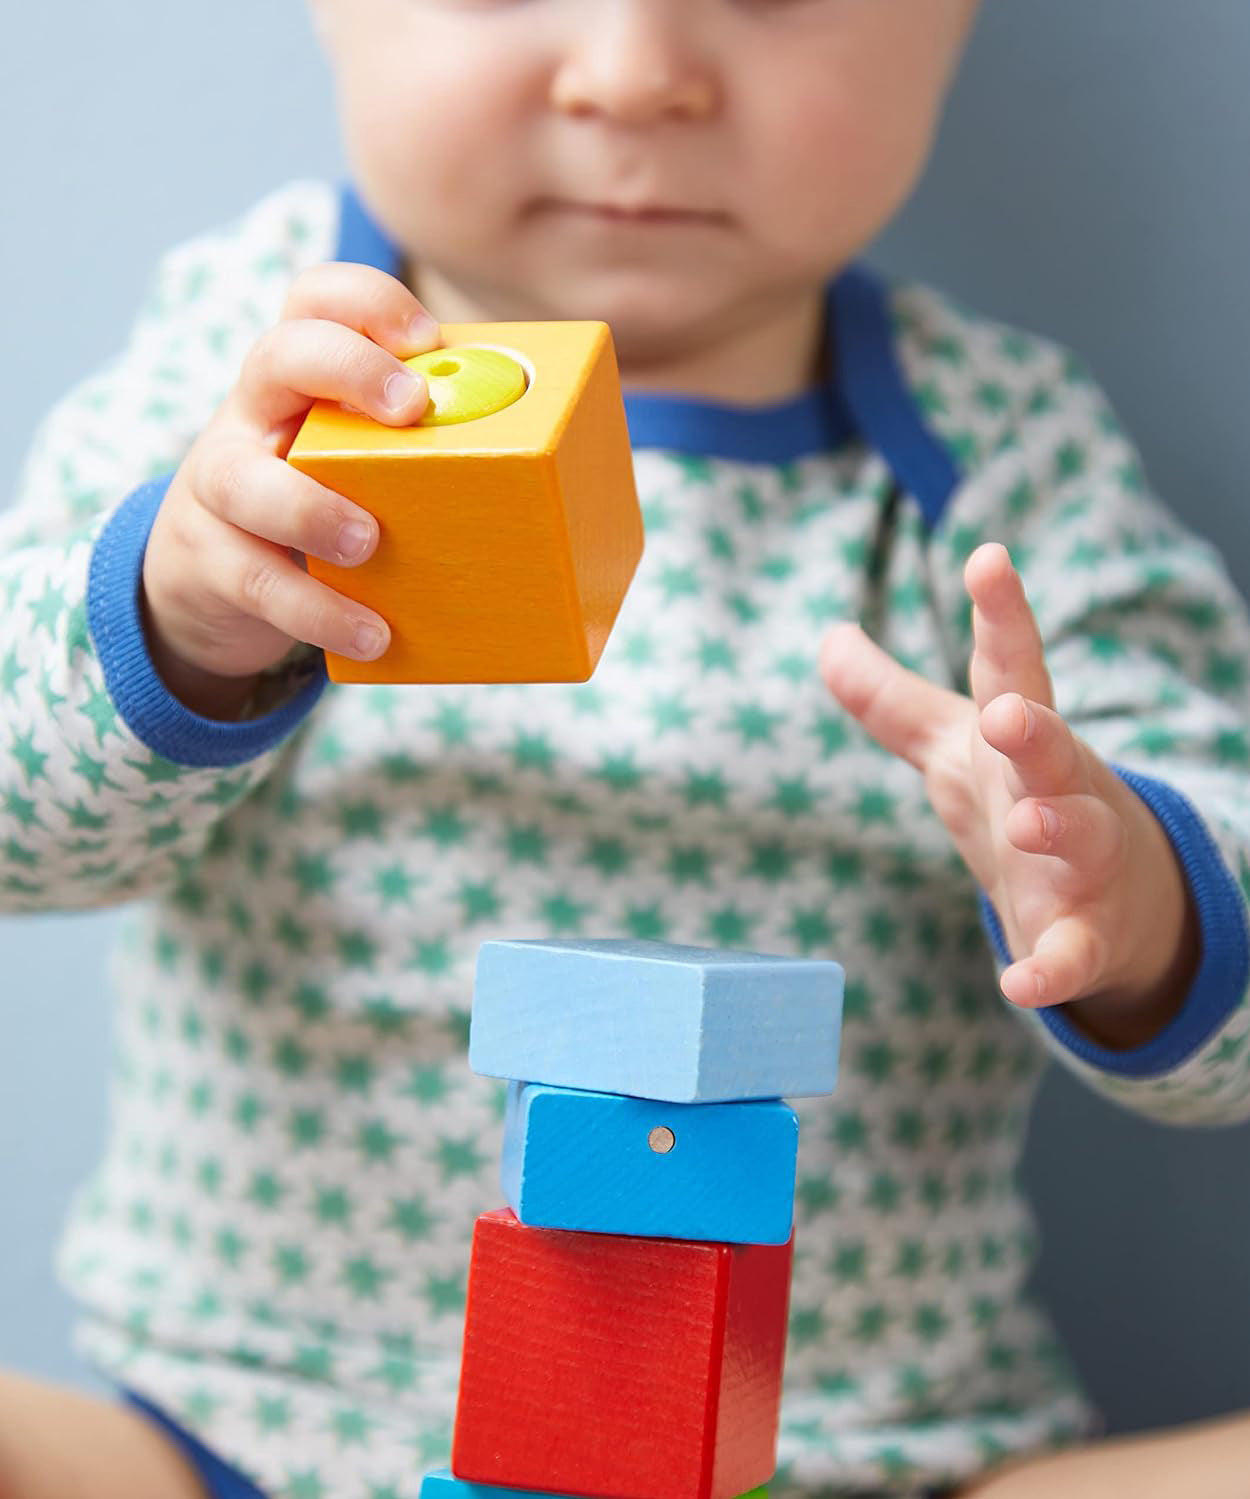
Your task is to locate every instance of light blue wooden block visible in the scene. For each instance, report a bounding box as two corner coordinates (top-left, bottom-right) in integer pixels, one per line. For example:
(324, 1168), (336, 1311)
(501, 1081), (798, 1244)
(469, 938), (843, 1102)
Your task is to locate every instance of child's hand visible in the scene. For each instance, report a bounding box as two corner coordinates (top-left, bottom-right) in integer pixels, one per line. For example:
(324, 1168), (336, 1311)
(821, 543), (1199, 1046)
(141, 263), (439, 717)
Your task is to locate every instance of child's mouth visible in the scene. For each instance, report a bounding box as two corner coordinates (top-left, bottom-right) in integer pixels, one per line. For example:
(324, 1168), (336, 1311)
(534, 196), (729, 228)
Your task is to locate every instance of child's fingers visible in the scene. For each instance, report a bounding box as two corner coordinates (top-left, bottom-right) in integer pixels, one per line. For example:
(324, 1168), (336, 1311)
(229, 317), (430, 441)
(978, 692), (1087, 800)
(187, 438), (380, 568)
(1003, 791), (1126, 886)
(965, 542), (1055, 712)
(820, 621), (969, 771)
(1000, 913), (1109, 1009)
(194, 509), (390, 663)
(281, 261), (441, 360)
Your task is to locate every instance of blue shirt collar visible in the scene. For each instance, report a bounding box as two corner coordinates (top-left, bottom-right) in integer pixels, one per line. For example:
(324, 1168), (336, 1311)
(334, 183), (961, 518)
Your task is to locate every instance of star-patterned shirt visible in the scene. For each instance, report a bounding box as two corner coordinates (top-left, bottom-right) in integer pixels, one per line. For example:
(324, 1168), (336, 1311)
(3, 180), (1250, 1499)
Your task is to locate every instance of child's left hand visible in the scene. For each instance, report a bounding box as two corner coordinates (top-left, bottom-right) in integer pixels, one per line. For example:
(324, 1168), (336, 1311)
(820, 542), (1199, 1048)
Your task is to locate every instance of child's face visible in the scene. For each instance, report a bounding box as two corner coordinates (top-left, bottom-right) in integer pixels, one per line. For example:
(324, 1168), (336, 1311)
(312, 0), (978, 366)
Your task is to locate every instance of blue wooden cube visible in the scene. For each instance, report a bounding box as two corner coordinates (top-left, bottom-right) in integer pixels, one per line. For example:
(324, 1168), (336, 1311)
(501, 1081), (798, 1244)
(469, 938), (843, 1102)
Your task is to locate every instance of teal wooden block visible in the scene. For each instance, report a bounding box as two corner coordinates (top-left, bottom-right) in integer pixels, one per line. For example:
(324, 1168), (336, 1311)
(501, 1081), (798, 1243)
(422, 1471), (571, 1499)
(469, 938), (843, 1102)
(423, 1471), (770, 1499)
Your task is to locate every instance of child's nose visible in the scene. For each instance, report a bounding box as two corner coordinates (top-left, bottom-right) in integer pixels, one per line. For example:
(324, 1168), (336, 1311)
(549, 0), (717, 125)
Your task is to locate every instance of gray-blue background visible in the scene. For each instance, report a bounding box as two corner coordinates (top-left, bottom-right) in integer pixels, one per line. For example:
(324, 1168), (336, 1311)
(2, 0), (1248, 1433)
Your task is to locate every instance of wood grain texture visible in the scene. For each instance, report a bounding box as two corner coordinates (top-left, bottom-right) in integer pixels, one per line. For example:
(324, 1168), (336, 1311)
(501, 1081), (798, 1244)
(470, 938), (844, 1102)
(286, 321), (642, 684)
(451, 1210), (793, 1499)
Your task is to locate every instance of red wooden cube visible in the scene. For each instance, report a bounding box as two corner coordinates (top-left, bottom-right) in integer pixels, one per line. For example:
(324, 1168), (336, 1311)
(451, 1209), (793, 1499)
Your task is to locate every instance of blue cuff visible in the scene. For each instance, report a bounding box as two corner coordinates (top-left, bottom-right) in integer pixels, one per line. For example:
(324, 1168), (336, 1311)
(86, 476), (328, 767)
(979, 766), (1250, 1079)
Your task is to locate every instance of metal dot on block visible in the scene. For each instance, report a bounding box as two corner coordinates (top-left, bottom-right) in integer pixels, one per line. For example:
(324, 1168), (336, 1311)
(647, 1125), (676, 1154)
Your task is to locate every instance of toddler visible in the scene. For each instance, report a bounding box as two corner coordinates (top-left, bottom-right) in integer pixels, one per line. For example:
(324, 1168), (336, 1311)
(3, 3), (1250, 1497)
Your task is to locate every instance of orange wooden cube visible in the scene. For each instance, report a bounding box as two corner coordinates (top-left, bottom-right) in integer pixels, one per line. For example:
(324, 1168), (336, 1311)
(286, 322), (643, 684)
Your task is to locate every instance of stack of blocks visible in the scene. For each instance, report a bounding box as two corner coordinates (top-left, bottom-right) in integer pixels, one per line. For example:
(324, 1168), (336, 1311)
(421, 938), (845, 1499)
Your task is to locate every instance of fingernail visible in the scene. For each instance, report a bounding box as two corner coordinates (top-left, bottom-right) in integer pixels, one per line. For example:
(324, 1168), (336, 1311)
(406, 312), (440, 350)
(383, 370), (422, 412)
(336, 520), (373, 562)
(1020, 698), (1036, 739)
(1038, 804), (1058, 845)
(351, 622), (387, 659)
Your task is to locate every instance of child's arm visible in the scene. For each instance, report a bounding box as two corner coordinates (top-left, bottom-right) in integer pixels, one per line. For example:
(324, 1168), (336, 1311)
(0, 183), (413, 913)
(824, 297), (1250, 1125)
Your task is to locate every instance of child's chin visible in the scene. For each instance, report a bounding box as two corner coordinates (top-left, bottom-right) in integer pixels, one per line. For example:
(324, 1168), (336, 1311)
(532, 267), (734, 353)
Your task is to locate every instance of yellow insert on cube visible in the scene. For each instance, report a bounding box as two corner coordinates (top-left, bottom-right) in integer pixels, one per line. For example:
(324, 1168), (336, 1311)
(407, 346), (527, 426)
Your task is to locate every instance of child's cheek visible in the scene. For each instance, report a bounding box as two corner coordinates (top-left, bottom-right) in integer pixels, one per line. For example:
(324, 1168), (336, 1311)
(338, 32), (538, 247)
(742, 63), (952, 265)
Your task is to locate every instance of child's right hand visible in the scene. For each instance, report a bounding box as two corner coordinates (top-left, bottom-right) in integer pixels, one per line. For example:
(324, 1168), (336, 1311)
(141, 262), (439, 717)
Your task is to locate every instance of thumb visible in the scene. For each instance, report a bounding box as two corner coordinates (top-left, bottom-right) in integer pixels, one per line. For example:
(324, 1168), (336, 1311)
(820, 622), (970, 772)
